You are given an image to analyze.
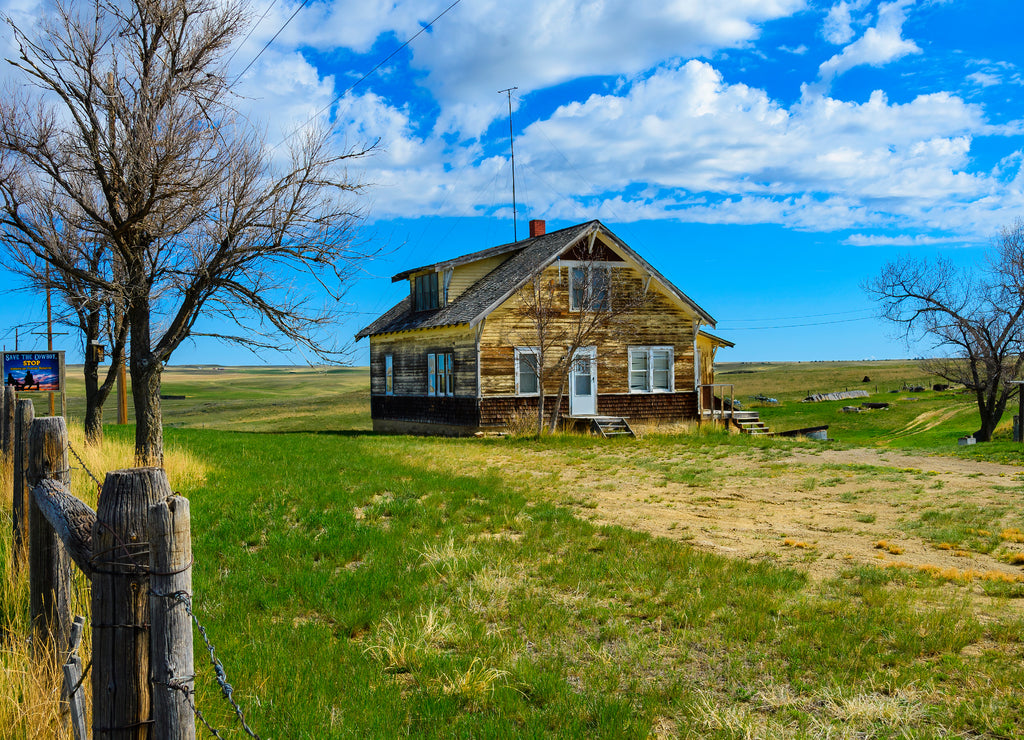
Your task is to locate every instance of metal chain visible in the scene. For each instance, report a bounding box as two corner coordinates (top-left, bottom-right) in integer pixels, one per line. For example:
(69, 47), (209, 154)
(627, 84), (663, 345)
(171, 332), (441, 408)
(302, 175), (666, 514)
(154, 589), (263, 740)
(66, 442), (103, 493)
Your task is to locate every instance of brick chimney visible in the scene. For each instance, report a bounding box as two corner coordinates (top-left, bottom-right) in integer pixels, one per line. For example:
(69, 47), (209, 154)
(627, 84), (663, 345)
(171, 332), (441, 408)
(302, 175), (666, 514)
(529, 219), (546, 238)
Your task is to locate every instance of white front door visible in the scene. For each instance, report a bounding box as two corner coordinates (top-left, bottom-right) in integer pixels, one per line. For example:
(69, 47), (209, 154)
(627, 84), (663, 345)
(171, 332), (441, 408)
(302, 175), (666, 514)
(569, 347), (597, 416)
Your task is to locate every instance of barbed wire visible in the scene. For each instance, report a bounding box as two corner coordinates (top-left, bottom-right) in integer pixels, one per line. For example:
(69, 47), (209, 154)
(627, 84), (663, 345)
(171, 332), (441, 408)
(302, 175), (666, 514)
(153, 589), (263, 740)
(66, 441), (103, 495)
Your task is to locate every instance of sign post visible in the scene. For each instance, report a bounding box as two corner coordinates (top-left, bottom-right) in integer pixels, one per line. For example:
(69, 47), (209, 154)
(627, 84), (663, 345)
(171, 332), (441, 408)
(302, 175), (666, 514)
(2, 351), (66, 417)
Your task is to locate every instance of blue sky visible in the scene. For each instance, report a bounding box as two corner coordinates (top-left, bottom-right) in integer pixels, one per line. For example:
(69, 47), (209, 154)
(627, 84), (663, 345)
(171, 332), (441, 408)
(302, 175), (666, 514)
(2, 0), (1023, 365)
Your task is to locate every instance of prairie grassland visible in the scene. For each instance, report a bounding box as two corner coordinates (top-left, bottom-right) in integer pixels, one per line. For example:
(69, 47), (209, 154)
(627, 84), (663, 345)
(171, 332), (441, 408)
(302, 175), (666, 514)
(5, 360), (1024, 737)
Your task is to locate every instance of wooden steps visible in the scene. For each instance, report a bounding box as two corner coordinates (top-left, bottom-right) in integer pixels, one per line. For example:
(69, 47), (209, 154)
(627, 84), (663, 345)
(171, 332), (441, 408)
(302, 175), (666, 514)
(731, 411), (770, 436)
(589, 416), (636, 438)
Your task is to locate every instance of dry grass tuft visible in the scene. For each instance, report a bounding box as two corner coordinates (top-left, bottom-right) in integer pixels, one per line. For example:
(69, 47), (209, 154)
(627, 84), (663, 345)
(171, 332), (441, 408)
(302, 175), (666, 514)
(874, 540), (904, 555)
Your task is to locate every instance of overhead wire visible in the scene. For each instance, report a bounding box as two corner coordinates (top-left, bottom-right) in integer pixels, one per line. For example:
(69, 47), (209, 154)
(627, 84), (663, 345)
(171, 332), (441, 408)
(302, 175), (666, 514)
(224, 0), (280, 70)
(232, 0), (310, 85)
(270, 0), (465, 153)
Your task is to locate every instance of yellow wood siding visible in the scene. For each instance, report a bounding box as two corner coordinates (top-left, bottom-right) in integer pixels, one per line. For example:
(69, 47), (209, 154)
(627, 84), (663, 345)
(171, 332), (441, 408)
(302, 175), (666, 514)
(695, 334), (718, 386)
(478, 264), (697, 397)
(446, 255), (509, 303)
(370, 326), (476, 396)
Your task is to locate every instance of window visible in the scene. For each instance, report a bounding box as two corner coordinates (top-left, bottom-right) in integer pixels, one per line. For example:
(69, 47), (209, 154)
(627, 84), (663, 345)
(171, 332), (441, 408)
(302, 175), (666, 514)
(415, 272), (440, 311)
(427, 352), (453, 396)
(514, 347), (540, 395)
(569, 265), (611, 311)
(628, 346), (673, 392)
(385, 354), (394, 395)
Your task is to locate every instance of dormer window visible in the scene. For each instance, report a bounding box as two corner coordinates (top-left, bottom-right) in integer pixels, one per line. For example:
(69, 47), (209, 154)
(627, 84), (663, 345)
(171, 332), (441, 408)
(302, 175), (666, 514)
(414, 272), (440, 311)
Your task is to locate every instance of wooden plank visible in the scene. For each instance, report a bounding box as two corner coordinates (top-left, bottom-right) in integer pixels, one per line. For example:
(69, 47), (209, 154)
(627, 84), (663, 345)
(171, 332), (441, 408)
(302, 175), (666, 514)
(149, 495), (196, 739)
(27, 416), (73, 657)
(12, 398), (34, 569)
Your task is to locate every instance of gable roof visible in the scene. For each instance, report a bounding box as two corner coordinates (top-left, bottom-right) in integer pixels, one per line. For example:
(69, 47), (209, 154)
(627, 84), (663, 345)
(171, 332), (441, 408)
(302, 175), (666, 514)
(356, 220), (715, 340)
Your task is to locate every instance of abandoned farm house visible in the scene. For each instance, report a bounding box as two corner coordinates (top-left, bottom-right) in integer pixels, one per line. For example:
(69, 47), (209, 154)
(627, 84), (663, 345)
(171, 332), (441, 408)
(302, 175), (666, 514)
(355, 219), (733, 434)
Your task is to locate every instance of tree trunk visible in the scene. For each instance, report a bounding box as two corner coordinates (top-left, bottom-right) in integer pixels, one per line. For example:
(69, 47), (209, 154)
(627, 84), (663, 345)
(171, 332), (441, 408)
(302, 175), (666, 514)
(83, 340), (104, 444)
(535, 369), (546, 437)
(129, 298), (164, 466)
(547, 376), (568, 434)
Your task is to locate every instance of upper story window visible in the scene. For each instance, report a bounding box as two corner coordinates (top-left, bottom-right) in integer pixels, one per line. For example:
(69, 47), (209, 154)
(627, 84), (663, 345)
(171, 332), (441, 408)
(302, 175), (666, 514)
(385, 354), (394, 395)
(569, 265), (611, 311)
(414, 272), (440, 311)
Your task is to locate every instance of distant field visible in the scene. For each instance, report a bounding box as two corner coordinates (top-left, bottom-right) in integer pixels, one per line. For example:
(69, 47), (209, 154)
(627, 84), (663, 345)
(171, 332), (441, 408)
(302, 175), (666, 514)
(5, 359), (1024, 737)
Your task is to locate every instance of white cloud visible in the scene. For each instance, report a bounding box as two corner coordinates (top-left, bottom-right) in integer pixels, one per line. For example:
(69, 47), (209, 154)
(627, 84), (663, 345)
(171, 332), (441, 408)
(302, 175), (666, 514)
(822, 0), (869, 45)
(843, 233), (957, 246)
(818, 0), (921, 86)
(341, 58), (1023, 238)
(245, 0), (806, 139)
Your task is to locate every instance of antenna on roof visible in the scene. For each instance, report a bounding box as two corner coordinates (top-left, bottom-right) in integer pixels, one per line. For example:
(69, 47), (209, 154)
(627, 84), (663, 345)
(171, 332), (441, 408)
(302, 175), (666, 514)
(499, 87), (519, 241)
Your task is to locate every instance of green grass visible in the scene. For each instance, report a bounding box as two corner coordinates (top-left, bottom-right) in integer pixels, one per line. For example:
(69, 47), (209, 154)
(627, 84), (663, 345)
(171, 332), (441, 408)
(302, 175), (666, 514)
(718, 359), (1023, 463)
(7, 360), (1024, 737)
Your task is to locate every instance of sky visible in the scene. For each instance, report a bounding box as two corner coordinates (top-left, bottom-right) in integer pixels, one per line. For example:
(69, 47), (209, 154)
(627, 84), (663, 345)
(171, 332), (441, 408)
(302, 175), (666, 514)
(1, 0), (1023, 366)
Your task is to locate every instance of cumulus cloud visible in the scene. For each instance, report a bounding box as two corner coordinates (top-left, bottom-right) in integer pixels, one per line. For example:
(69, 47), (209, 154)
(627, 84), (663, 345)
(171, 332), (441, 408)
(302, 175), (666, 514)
(338, 58), (1022, 237)
(817, 0), (921, 86)
(822, 0), (869, 45)
(238, 0), (806, 139)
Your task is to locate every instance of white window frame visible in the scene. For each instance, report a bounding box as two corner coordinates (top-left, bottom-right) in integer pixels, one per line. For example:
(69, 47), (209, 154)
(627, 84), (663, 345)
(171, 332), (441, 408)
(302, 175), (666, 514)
(628, 346), (674, 393)
(427, 352), (453, 397)
(385, 354), (394, 395)
(514, 347), (541, 396)
(566, 261), (613, 312)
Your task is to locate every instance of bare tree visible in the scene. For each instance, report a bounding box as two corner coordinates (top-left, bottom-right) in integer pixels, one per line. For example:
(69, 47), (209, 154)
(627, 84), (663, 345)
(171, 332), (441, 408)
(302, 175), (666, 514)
(507, 239), (651, 435)
(866, 220), (1024, 442)
(0, 0), (371, 463)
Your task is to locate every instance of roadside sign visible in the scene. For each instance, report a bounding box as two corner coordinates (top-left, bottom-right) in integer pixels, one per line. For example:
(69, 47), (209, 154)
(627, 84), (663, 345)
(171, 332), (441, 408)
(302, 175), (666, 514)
(3, 351), (65, 392)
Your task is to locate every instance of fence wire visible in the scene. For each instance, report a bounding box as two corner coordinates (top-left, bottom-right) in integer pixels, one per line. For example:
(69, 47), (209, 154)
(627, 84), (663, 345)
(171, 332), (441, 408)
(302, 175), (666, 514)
(154, 589), (264, 740)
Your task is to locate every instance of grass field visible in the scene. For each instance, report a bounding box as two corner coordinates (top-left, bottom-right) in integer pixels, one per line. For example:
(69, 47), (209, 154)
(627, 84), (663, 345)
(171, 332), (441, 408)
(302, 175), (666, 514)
(4, 360), (1024, 738)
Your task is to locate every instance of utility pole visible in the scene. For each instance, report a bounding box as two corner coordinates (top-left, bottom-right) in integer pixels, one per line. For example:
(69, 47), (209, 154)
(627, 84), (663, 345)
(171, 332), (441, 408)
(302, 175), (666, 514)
(45, 266), (55, 415)
(499, 87), (519, 242)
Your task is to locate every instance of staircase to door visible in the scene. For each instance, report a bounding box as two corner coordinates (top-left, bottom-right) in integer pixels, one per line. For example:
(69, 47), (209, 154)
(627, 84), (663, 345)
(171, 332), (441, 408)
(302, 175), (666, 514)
(590, 416), (635, 438)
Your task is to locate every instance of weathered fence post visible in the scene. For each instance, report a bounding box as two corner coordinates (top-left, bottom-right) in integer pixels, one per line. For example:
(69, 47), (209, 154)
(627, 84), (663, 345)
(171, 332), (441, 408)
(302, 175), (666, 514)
(150, 495), (196, 739)
(2, 384), (15, 497)
(13, 398), (35, 568)
(62, 614), (88, 740)
(28, 415), (73, 656)
(92, 467), (172, 740)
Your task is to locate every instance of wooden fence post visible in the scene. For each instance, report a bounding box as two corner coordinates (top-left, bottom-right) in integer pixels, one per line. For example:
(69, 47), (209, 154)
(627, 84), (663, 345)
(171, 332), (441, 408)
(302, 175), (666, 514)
(92, 467), (171, 740)
(27, 415), (73, 656)
(13, 398), (35, 569)
(2, 384), (15, 499)
(150, 495), (196, 739)
(62, 615), (88, 740)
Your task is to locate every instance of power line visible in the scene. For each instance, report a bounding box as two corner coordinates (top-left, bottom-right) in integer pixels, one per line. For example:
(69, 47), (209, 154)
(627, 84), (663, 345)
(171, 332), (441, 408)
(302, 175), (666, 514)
(716, 317), (875, 331)
(271, 0), (465, 153)
(232, 0), (309, 84)
(224, 0), (280, 70)
(719, 308), (875, 322)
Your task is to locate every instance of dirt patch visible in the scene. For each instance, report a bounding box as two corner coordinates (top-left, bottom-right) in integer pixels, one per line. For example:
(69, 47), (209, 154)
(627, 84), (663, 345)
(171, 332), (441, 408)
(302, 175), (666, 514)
(520, 445), (1024, 594)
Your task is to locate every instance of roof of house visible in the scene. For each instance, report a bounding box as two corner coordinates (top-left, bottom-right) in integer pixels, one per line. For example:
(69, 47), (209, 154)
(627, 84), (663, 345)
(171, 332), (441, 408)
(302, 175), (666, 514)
(356, 220), (715, 340)
(698, 329), (735, 348)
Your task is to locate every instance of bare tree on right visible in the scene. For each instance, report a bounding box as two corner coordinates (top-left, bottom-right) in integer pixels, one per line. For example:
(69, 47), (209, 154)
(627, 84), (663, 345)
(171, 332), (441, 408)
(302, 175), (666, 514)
(866, 220), (1024, 442)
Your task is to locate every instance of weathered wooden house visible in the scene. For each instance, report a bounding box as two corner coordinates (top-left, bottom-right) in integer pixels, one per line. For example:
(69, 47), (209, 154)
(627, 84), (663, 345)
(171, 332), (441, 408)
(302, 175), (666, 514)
(355, 219), (731, 434)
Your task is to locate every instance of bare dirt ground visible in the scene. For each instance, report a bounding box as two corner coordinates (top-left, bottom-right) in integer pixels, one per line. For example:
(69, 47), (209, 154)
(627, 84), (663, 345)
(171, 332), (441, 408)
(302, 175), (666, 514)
(536, 445), (1024, 591)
